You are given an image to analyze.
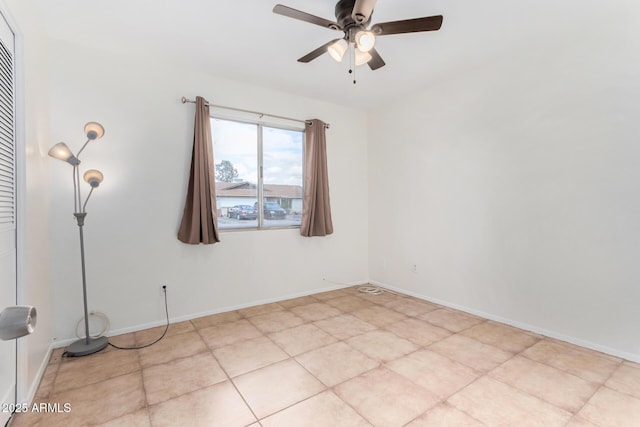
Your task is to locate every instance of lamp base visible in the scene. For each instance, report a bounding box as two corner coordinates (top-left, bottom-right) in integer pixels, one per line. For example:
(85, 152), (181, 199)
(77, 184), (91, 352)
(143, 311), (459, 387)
(65, 336), (109, 357)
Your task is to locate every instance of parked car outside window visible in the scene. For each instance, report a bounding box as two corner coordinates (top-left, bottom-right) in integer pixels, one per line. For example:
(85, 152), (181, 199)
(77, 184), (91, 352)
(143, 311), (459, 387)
(255, 202), (286, 219)
(227, 205), (257, 220)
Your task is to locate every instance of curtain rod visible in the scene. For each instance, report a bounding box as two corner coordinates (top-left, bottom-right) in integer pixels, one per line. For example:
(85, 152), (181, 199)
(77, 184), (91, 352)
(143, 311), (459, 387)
(181, 97), (330, 129)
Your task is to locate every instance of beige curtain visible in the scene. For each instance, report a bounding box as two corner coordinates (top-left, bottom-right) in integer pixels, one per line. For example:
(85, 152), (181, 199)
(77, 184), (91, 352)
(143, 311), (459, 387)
(177, 96), (220, 244)
(300, 119), (333, 237)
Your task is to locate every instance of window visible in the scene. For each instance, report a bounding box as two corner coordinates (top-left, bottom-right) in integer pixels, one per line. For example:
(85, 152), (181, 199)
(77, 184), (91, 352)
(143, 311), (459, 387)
(211, 117), (304, 230)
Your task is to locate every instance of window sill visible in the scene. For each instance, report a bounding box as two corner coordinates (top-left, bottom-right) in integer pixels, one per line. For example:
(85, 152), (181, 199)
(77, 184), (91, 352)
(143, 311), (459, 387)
(219, 225), (301, 233)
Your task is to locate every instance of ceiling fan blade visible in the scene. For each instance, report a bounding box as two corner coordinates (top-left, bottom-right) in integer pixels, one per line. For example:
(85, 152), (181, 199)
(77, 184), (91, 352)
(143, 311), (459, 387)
(367, 47), (386, 70)
(297, 39), (341, 63)
(371, 15), (443, 36)
(273, 4), (342, 31)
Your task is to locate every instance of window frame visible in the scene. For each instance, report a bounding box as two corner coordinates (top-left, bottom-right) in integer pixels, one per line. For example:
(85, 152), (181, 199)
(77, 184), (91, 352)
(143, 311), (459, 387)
(210, 114), (305, 232)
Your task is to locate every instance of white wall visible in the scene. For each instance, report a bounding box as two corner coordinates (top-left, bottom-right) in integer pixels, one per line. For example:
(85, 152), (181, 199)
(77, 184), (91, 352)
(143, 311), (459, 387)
(2, 0), (53, 402)
(18, 0), (640, 377)
(48, 39), (369, 341)
(369, 3), (640, 360)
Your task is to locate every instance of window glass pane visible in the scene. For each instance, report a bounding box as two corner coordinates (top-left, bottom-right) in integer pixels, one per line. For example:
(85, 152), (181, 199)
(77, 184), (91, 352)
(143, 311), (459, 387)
(212, 118), (258, 229)
(262, 126), (304, 228)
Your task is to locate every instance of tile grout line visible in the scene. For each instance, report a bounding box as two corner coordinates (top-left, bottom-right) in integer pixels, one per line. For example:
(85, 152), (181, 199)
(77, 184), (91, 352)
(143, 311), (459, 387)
(476, 338), (584, 419)
(194, 320), (262, 426)
(134, 302), (544, 424)
(568, 358), (625, 426)
(254, 303), (379, 425)
(151, 302), (428, 426)
(231, 298), (375, 423)
(43, 355), (63, 401)
(282, 304), (410, 425)
(517, 338), (620, 386)
(277, 292), (503, 425)
(259, 308), (371, 423)
(402, 323), (546, 423)
(323, 318), (488, 427)
(136, 328), (155, 426)
(21, 287), (640, 426)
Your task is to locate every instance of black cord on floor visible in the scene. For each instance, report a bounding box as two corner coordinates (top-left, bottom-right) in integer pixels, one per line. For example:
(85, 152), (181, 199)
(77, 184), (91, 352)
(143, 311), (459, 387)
(109, 286), (170, 350)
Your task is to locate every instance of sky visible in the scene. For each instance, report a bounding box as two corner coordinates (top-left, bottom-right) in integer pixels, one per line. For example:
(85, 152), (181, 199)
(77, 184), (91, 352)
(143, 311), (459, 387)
(211, 118), (303, 187)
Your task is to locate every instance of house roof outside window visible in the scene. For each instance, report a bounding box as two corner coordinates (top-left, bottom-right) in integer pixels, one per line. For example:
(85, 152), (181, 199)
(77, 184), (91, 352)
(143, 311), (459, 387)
(215, 181), (303, 199)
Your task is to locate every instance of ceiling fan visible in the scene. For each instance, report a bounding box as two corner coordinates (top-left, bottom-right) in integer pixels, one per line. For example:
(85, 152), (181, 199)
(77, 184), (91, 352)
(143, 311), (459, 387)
(273, 0), (443, 71)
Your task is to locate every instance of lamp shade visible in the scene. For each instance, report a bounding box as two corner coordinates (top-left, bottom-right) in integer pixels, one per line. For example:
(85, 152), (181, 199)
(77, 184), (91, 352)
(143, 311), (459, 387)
(355, 49), (372, 66)
(83, 169), (104, 188)
(48, 142), (80, 166)
(355, 30), (375, 52)
(84, 122), (105, 140)
(328, 39), (348, 62)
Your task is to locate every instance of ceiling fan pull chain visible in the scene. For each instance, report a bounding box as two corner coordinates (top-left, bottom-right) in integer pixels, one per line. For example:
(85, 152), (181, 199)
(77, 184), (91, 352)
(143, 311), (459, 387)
(349, 43), (356, 84)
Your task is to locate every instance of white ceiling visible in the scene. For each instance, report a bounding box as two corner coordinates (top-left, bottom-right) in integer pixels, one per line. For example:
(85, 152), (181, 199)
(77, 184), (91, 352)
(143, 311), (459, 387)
(30, 0), (617, 110)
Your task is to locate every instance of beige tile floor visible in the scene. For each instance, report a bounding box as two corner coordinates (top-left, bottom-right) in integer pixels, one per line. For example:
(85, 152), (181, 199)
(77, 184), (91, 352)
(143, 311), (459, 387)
(9, 286), (640, 427)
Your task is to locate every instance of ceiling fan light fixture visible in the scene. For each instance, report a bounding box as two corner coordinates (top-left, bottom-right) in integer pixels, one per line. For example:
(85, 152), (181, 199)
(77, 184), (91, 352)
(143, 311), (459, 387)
(327, 39), (348, 62)
(355, 49), (372, 66)
(355, 30), (375, 52)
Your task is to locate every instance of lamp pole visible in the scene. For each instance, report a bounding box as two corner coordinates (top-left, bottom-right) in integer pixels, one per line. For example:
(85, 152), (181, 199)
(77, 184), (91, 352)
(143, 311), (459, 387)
(64, 211), (108, 356)
(75, 212), (90, 345)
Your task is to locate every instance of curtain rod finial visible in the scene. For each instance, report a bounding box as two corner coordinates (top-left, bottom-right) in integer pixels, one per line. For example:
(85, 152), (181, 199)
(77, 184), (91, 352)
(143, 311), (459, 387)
(181, 97), (188, 104)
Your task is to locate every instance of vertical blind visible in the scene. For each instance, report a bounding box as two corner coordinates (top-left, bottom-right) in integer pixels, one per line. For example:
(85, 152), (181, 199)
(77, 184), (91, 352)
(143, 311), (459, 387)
(0, 35), (13, 227)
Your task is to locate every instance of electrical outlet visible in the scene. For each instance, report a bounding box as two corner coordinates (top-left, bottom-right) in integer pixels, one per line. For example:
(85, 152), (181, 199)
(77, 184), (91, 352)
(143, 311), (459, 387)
(411, 264), (417, 274)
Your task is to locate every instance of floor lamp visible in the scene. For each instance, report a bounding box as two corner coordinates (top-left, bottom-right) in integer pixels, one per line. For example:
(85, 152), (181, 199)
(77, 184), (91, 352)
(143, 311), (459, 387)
(48, 122), (109, 356)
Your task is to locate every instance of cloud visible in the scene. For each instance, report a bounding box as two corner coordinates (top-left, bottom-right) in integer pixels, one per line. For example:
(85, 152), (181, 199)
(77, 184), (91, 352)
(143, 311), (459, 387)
(212, 118), (303, 186)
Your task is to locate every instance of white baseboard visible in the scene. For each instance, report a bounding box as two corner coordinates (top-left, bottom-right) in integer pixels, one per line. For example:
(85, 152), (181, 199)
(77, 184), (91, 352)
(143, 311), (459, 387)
(17, 342), (54, 405)
(45, 277), (640, 363)
(53, 280), (368, 348)
(369, 280), (640, 364)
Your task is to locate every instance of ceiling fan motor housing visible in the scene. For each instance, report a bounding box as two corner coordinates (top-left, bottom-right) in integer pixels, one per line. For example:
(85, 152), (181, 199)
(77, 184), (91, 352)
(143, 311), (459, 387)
(335, 0), (371, 31)
(352, 0), (377, 24)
